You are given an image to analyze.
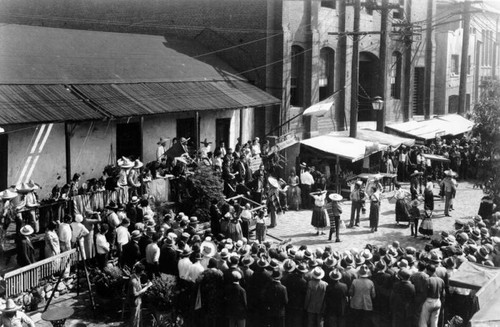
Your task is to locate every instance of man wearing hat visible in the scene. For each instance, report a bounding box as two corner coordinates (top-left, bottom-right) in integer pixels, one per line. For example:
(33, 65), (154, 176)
(327, 193), (343, 242)
(187, 252), (205, 283)
(120, 230), (142, 269)
(349, 264), (375, 327)
(159, 236), (179, 277)
(263, 270), (288, 327)
(186, 216), (199, 237)
(198, 257), (224, 327)
(440, 170), (457, 217)
(325, 269), (348, 327)
(178, 247), (194, 281)
(300, 166), (314, 210)
(127, 159), (143, 197)
(281, 260), (308, 327)
(0, 298), (35, 327)
(223, 271), (247, 327)
(156, 137), (169, 162)
(104, 201), (120, 254)
(16, 225), (36, 267)
(419, 264), (445, 327)
(390, 269), (415, 327)
(349, 181), (365, 228)
(304, 267), (328, 327)
(246, 257), (273, 326)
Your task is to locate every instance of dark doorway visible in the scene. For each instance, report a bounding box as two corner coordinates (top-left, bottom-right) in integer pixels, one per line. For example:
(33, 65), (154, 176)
(413, 67), (425, 115)
(358, 52), (380, 121)
(0, 133), (7, 190)
(448, 95), (459, 114)
(116, 122), (142, 160)
(176, 118), (196, 148)
(216, 118), (231, 149)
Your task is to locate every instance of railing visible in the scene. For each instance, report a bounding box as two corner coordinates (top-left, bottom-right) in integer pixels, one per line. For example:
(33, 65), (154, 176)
(4, 249), (79, 297)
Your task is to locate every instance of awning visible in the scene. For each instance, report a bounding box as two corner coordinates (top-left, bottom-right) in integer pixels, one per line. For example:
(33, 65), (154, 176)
(329, 129), (415, 148)
(303, 100), (333, 117)
(300, 135), (386, 162)
(386, 114), (473, 140)
(422, 153), (450, 163)
(449, 261), (500, 290)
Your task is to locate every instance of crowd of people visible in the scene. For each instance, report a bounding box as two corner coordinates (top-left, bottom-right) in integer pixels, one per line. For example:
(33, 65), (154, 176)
(1, 133), (499, 327)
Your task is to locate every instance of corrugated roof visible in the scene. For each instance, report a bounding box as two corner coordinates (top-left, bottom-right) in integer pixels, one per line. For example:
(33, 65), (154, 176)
(0, 24), (242, 84)
(0, 84), (102, 124)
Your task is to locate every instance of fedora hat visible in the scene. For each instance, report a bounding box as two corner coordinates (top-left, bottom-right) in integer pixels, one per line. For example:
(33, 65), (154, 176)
(324, 256), (337, 268)
(189, 216), (199, 225)
(1, 189), (18, 200)
(411, 170), (423, 176)
(157, 137), (169, 145)
(429, 252), (442, 263)
(397, 259), (409, 269)
(106, 201), (119, 210)
(299, 162), (307, 168)
(220, 248), (230, 260)
(0, 299), (21, 313)
(118, 157), (134, 169)
(130, 196), (139, 204)
(181, 247), (193, 257)
(20, 225), (34, 236)
(398, 268), (411, 280)
(268, 176), (280, 189)
(374, 260), (387, 272)
(272, 270), (282, 280)
(131, 230), (142, 240)
(355, 255), (365, 266)
(358, 264), (370, 277)
(283, 259), (296, 272)
(328, 193), (343, 201)
(15, 182), (34, 193)
(201, 241), (216, 257)
(241, 256), (255, 267)
(361, 249), (373, 261)
(329, 269), (342, 281)
(256, 257), (269, 268)
(311, 267), (325, 280)
(200, 138), (212, 146)
(133, 159), (144, 169)
(296, 262), (309, 274)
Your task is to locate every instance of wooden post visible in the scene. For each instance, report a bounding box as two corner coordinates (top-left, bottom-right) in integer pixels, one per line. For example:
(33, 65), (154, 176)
(458, 0), (471, 115)
(337, 0), (347, 131)
(377, 0), (389, 132)
(424, 0), (433, 120)
(64, 122), (72, 184)
(350, 0), (361, 138)
(402, 0), (413, 122)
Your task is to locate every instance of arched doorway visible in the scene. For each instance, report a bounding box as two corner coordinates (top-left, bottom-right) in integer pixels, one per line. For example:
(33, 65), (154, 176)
(358, 51), (380, 121)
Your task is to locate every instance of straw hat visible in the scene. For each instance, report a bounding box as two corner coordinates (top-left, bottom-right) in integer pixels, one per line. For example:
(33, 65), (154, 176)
(328, 193), (343, 201)
(201, 240), (217, 257)
(241, 256), (255, 267)
(131, 230), (142, 240)
(0, 299), (21, 313)
(268, 176), (280, 189)
(1, 189), (18, 200)
(133, 159), (144, 169)
(300, 162), (307, 168)
(296, 262), (309, 274)
(283, 259), (296, 272)
(118, 157), (134, 169)
(329, 269), (342, 281)
(311, 267), (325, 280)
(20, 225), (34, 236)
(157, 137), (169, 145)
(15, 183), (34, 193)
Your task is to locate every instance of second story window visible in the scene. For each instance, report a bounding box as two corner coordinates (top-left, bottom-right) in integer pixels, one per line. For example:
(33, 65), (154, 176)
(451, 54), (460, 75)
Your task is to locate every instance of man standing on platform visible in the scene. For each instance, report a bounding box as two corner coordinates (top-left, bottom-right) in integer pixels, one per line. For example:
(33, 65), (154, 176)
(300, 165), (314, 210)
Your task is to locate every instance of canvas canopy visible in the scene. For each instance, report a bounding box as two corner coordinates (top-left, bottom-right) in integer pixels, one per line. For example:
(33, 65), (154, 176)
(386, 114), (473, 140)
(300, 135), (386, 162)
(329, 129), (415, 148)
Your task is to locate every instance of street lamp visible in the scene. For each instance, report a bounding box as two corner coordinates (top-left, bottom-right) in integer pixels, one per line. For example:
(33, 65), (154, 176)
(372, 96), (384, 111)
(372, 96), (385, 132)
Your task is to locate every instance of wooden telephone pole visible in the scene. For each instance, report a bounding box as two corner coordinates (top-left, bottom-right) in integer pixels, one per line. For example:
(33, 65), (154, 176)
(458, 0), (472, 115)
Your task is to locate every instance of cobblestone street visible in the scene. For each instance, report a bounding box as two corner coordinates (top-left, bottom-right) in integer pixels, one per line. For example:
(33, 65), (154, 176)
(268, 181), (485, 251)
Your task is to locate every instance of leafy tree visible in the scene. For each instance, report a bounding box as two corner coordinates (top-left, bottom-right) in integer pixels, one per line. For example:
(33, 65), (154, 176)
(472, 79), (500, 197)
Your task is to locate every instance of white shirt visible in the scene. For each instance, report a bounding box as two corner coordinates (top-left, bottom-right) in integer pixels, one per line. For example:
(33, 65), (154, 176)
(300, 172), (314, 186)
(116, 226), (130, 246)
(156, 145), (166, 161)
(145, 243), (160, 264)
(96, 233), (110, 254)
(58, 223), (72, 246)
(178, 257), (193, 280)
(187, 261), (205, 282)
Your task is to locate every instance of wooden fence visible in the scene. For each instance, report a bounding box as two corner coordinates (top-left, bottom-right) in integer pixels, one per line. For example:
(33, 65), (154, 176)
(4, 249), (79, 297)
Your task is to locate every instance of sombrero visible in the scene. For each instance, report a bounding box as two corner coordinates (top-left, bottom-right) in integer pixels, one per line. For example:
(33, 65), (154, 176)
(444, 170), (457, 177)
(20, 225), (34, 236)
(175, 157), (188, 165)
(133, 159), (144, 169)
(118, 157), (134, 169)
(268, 176), (280, 189)
(157, 137), (169, 145)
(328, 193), (343, 201)
(15, 183), (34, 193)
(27, 180), (41, 190)
(1, 189), (18, 200)
(0, 299), (21, 313)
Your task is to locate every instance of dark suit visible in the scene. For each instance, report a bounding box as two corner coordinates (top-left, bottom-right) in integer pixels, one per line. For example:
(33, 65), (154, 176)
(159, 245), (179, 276)
(281, 271), (307, 327)
(120, 240), (141, 269)
(16, 236), (35, 267)
(138, 234), (152, 259)
(325, 280), (348, 326)
(264, 280), (288, 327)
(247, 268), (273, 326)
(390, 280), (415, 327)
(223, 283), (247, 321)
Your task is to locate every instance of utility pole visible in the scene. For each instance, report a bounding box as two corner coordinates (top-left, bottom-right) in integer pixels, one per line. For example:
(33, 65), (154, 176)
(377, 0), (389, 132)
(337, 0), (347, 131)
(458, 0), (471, 115)
(424, 0), (433, 120)
(350, 0), (361, 138)
(402, 0), (413, 122)
(303, 0), (314, 138)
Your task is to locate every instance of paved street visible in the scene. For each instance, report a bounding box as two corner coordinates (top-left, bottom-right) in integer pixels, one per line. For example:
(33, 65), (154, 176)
(268, 181), (484, 252)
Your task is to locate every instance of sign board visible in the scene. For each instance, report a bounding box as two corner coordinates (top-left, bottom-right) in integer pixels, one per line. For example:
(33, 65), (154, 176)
(249, 156), (263, 173)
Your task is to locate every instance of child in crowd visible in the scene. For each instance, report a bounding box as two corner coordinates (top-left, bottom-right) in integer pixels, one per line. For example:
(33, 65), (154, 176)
(254, 209), (267, 243)
(419, 209), (434, 239)
(408, 200), (421, 238)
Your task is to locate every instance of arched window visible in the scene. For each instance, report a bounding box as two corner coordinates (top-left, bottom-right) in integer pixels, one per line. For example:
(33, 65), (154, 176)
(319, 47), (335, 101)
(390, 51), (402, 99)
(290, 45), (304, 107)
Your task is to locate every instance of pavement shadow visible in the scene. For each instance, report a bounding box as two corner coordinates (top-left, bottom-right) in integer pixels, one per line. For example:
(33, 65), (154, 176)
(280, 232), (318, 238)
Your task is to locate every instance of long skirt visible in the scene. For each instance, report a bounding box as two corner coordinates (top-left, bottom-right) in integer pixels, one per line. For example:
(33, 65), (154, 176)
(369, 201), (380, 228)
(311, 206), (328, 228)
(287, 185), (302, 210)
(424, 189), (434, 211)
(395, 199), (410, 222)
(419, 218), (434, 236)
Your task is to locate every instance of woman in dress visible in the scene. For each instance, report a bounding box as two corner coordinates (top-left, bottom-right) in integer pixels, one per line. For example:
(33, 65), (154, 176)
(419, 210), (434, 239)
(369, 187), (381, 232)
(44, 220), (60, 258)
(310, 189), (328, 235)
(82, 210), (101, 260)
(287, 169), (302, 211)
(423, 176), (434, 213)
(393, 182), (410, 225)
(71, 214), (90, 259)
